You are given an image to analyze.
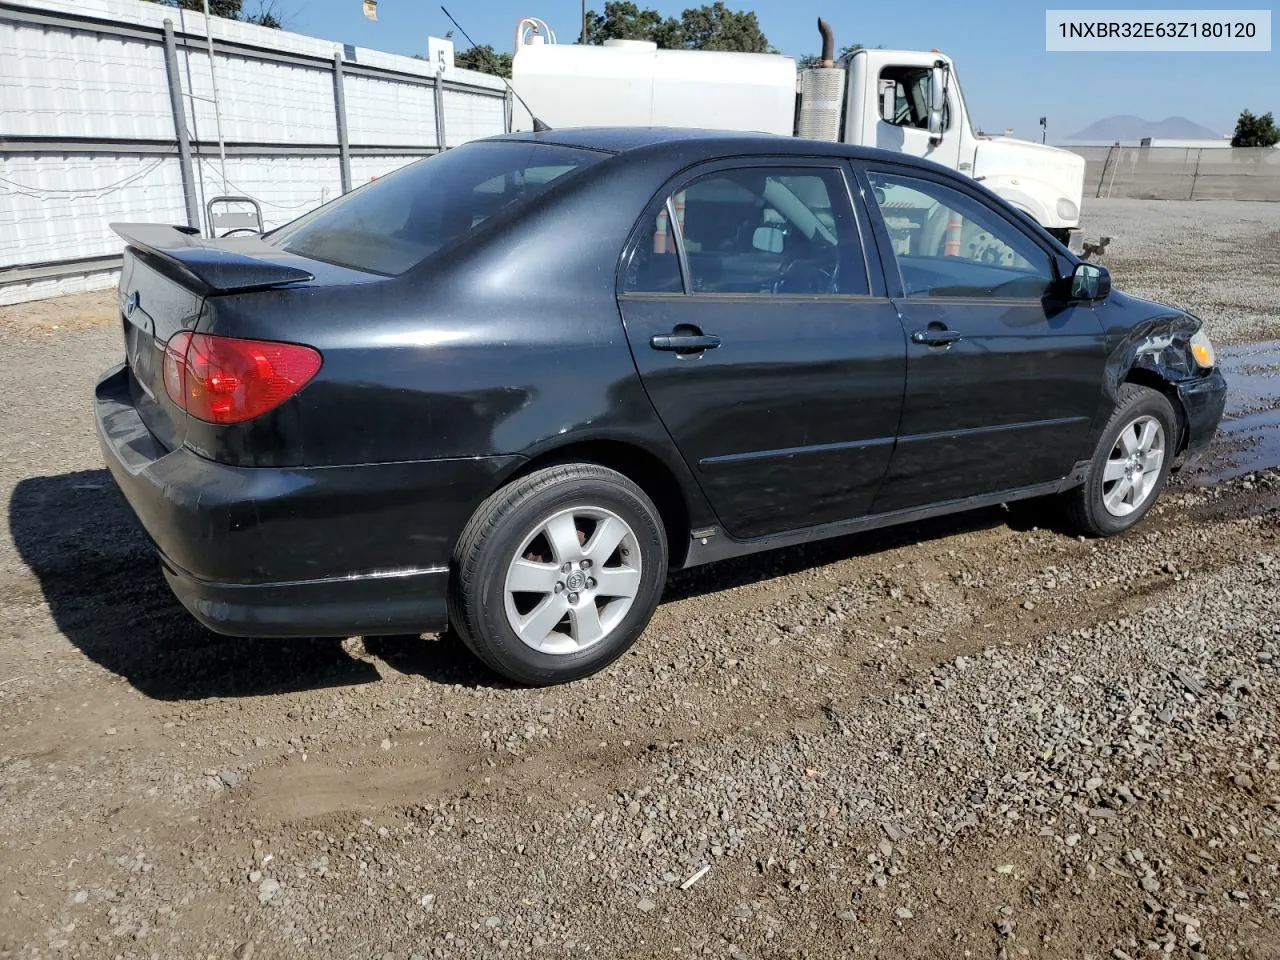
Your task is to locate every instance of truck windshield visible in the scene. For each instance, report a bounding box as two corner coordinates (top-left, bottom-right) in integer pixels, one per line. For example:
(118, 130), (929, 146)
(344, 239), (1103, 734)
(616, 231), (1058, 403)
(268, 141), (608, 276)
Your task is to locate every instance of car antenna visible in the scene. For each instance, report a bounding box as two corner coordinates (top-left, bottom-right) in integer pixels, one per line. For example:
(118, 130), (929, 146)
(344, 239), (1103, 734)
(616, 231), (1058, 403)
(439, 6), (552, 132)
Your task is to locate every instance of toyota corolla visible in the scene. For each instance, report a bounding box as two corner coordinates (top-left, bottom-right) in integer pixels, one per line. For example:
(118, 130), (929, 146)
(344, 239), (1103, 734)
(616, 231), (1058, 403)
(95, 128), (1227, 685)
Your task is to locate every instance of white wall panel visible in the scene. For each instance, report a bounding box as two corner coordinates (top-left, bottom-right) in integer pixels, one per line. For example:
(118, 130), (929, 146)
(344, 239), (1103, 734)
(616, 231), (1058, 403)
(180, 49), (338, 145)
(0, 270), (120, 307)
(0, 154), (187, 264)
(349, 155), (423, 187)
(0, 23), (172, 139)
(344, 75), (436, 147)
(444, 90), (509, 147)
(1, 0), (509, 304)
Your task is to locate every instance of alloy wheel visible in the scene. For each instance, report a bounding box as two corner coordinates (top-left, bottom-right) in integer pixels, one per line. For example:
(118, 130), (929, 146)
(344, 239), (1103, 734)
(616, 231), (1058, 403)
(1102, 414), (1166, 517)
(503, 506), (643, 655)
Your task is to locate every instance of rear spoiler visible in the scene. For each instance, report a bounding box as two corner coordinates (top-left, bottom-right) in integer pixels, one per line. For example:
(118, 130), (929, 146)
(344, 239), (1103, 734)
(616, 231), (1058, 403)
(110, 223), (314, 294)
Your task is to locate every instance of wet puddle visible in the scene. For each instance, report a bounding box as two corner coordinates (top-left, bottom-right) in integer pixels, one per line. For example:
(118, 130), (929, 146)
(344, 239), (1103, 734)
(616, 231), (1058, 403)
(1183, 341), (1280, 485)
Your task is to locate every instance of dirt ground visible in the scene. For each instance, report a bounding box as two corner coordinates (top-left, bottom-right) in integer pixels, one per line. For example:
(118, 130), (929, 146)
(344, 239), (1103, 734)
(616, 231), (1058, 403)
(0, 200), (1278, 960)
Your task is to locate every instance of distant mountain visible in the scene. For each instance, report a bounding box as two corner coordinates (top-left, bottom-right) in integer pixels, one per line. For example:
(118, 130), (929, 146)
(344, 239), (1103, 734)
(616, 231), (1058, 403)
(1065, 115), (1223, 142)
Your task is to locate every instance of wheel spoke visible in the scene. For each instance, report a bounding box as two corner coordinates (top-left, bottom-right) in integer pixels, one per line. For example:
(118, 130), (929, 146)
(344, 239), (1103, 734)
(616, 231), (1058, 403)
(516, 594), (569, 646)
(594, 565), (641, 599)
(1142, 449), (1164, 474)
(507, 558), (560, 594)
(1136, 419), (1159, 453)
(584, 516), (629, 566)
(1104, 476), (1132, 512)
(568, 600), (605, 647)
(1103, 458), (1128, 482)
(1118, 424), (1141, 456)
(543, 513), (583, 564)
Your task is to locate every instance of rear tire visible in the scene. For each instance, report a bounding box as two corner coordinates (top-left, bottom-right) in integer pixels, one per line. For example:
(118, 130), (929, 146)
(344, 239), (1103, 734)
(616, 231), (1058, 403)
(1064, 383), (1178, 537)
(448, 464), (668, 686)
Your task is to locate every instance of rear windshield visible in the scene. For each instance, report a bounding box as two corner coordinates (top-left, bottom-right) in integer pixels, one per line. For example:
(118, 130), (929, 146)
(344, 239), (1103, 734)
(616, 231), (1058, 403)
(267, 141), (608, 275)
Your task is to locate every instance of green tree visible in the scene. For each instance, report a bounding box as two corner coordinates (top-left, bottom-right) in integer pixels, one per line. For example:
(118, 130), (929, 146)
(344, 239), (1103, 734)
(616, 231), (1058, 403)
(455, 43), (514, 79)
(675, 2), (767, 52)
(581, 1), (677, 45)
(1231, 109), (1280, 148)
(142, 0), (282, 28)
(798, 43), (865, 68)
(580, 2), (769, 52)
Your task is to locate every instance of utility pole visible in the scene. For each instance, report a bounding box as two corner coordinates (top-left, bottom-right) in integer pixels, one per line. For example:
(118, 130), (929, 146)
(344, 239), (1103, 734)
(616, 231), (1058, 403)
(581, 0), (587, 43)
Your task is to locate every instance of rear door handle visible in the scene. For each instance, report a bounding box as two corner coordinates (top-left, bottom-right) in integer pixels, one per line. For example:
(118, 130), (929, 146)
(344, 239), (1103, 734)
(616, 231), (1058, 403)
(911, 328), (962, 346)
(650, 334), (722, 352)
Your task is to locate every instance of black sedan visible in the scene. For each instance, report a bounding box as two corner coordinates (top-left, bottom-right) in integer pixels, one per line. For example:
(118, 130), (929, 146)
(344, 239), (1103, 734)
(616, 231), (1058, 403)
(96, 128), (1227, 685)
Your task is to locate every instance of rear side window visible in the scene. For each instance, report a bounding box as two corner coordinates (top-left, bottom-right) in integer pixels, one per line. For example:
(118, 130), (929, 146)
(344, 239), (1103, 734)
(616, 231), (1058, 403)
(268, 142), (607, 275)
(626, 165), (869, 296)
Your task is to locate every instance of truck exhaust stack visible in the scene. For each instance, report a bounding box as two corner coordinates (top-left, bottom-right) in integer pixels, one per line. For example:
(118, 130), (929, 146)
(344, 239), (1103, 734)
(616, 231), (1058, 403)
(818, 17), (835, 67)
(796, 17), (845, 142)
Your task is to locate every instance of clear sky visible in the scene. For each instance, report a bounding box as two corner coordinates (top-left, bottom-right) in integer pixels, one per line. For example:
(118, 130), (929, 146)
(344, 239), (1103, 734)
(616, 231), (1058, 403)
(271, 0), (1277, 141)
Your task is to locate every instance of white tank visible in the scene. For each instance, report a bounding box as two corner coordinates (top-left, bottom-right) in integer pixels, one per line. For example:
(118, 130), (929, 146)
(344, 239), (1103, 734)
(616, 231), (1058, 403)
(510, 41), (798, 136)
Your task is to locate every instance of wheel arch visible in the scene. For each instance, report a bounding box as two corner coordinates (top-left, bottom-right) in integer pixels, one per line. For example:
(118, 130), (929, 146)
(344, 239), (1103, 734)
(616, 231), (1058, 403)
(493, 438), (696, 569)
(1121, 367), (1188, 454)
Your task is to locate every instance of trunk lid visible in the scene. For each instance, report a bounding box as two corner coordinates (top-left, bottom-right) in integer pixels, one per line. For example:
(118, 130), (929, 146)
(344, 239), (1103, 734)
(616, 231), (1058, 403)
(113, 223), (318, 451)
(118, 249), (205, 451)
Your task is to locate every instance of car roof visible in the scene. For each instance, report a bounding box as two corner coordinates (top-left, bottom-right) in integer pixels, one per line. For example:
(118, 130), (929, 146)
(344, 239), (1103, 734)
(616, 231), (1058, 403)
(490, 126), (952, 173)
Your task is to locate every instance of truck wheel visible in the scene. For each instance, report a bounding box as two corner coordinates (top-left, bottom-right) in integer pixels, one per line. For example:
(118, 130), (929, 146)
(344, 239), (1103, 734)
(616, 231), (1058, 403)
(1063, 383), (1178, 537)
(448, 464), (668, 686)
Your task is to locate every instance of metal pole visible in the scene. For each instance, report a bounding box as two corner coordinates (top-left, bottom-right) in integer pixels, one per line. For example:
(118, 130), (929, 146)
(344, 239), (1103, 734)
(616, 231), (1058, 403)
(1096, 143), (1116, 199)
(332, 52), (352, 193)
(201, 0), (229, 198)
(162, 19), (200, 230)
(1105, 146), (1122, 198)
(432, 66), (448, 152)
(1189, 148), (1203, 200)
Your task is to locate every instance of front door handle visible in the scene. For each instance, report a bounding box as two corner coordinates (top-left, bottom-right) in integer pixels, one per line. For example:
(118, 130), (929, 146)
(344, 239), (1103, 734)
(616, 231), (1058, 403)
(911, 328), (962, 347)
(650, 333), (722, 352)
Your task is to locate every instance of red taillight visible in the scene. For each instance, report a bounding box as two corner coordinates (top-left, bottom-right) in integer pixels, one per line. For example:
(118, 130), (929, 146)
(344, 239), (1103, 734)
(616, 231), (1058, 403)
(162, 332), (321, 424)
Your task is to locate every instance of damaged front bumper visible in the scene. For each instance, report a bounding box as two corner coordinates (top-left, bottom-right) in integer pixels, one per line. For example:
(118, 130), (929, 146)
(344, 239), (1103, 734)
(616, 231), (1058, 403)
(1175, 368), (1228, 462)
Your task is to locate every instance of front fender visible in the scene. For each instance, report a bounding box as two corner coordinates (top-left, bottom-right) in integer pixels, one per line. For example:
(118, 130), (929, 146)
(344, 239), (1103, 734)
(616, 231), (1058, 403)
(1084, 303), (1205, 456)
(1104, 312), (1201, 395)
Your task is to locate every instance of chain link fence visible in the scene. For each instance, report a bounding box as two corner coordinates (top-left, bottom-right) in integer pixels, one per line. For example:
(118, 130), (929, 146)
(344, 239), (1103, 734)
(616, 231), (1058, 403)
(1064, 146), (1280, 201)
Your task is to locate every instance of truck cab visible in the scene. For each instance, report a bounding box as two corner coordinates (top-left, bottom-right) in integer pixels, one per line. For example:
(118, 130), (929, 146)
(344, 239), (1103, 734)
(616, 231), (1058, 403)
(843, 48), (1085, 248)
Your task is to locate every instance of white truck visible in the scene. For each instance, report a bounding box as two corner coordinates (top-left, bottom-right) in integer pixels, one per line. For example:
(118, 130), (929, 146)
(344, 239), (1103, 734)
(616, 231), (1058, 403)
(508, 17), (1101, 256)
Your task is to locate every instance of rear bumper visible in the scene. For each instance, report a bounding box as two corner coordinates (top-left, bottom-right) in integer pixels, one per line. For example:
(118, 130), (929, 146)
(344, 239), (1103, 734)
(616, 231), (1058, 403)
(160, 555), (451, 639)
(95, 364), (521, 638)
(1176, 368), (1228, 458)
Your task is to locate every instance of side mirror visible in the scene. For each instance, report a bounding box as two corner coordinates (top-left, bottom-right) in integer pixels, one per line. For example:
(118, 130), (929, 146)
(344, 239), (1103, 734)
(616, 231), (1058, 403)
(927, 64), (946, 138)
(878, 78), (896, 121)
(752, 225), (785, 254)
(1070, 262), (1111, 300)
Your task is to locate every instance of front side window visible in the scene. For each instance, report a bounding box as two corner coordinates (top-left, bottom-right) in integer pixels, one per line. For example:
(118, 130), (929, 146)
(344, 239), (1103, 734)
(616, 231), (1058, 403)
(627, 166), (869, 296)
(868, 172), (1054, 299)
(269, 142), (607, 275)
(877, 66), (952, 131)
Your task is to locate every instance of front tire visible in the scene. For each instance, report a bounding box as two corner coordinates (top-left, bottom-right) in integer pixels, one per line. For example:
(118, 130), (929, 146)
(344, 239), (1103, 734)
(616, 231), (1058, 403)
(448, 464), (668, 686)
(1064, 383), (1178, 536)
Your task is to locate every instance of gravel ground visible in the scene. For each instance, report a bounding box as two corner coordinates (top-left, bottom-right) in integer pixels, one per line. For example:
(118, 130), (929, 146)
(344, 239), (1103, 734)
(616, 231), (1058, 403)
(1, 200), (1278, 960)
(1083, 198), (1280, 346)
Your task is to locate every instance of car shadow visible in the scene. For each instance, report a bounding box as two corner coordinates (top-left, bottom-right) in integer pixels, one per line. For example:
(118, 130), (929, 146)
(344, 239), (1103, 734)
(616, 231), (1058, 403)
(7, 470), (385, 700)
(9, 470), (1045, 698)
